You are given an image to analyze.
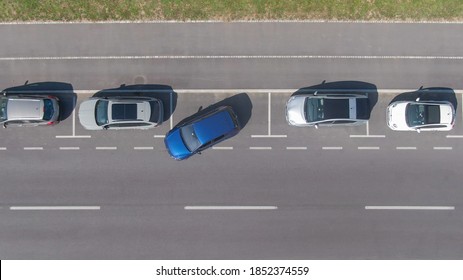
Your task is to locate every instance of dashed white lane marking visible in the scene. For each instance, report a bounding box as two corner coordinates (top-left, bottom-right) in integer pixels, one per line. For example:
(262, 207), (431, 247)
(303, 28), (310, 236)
(350, 135), (386, 138)
(134, 147), (154, 150)
(59, 147), (80, 150)
(251, 135), (287, 138)
(56, 135), (91, 138)
(249, 147), (272, 150)
(396, 146), (417, 150)
(212, 146), (234, 150)
(23, 147), (43, 150)
(446, 135), (463, 138)
(10, 206), (101, 210)
(0, 147), (6, 150)
(433, 147), (453, 150)
(322, 147), (343, 150)
(184, 206), (278, 210)
(365, 206), (455, 210)
(286, 147), (307, 150)
(95, 147), (117, 150)
(358, 146), (380, 150)
(3, 55), (463, 61)
(154, 135), (166, 138)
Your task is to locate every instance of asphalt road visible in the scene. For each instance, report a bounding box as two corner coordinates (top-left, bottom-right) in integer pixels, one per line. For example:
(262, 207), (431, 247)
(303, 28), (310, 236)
(0, 22), (463, 259)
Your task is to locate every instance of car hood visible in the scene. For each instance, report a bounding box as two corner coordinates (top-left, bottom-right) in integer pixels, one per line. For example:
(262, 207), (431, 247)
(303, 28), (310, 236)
(164, 128), (192, 160)
(286, 96), (306, 125)
(439, 104), (454, 125)
(78, 99), (100, 130)
(387, 102), (409, 130)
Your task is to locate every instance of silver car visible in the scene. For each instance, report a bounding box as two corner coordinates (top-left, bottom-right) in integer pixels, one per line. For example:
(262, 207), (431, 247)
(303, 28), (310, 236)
(286, 92), (370, 128)
(0, 93), (60, 127)
(78, 96), (163, 130)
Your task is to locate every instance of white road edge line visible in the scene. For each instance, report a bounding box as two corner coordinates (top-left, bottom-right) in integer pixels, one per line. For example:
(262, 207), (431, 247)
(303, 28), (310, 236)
(286, 147), (307, 150)
(433, 147), (453, 150)
(358, 147), (380, 150)
(95, 147), (117, 150)
(212, 147), (234, 150)
(365, 206), (455, 210)
(59, 147), (80, 150)
(134, 147), (154, 150)
(23, 147), (43, 150)
(249, 147), (272, 150)
(396, 147), (417, 150)
(10, 206), (101, 210)
(322, 147), (343, 150)
(185, 206), (278, 210)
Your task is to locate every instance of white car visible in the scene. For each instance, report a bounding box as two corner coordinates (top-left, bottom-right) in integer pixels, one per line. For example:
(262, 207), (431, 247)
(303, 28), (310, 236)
(387, 98), (455, 132)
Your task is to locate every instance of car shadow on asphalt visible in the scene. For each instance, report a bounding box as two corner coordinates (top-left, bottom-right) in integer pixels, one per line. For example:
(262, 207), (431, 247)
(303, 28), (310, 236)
(174, 92), (253, 130)
(291, 80), (379, 117)
(2, 81), (76, 121)
(389, 87), (458, 110)
(92, 84), (178, 123)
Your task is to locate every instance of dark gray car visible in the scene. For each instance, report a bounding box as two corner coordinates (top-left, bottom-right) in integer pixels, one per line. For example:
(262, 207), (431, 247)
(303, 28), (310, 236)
(0, 93), (60, 127)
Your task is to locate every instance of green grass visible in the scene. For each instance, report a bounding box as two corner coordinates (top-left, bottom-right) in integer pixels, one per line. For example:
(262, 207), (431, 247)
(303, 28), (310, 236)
(0, 0), (463, 21)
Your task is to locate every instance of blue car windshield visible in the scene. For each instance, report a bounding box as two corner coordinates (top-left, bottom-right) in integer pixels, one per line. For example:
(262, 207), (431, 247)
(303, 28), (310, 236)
(95, 100), (109, 126)
(180, 124), (201, 152)
(0, 98), (7, 121)
(42, 99), (54, 121)
(305, 98), (324, 122)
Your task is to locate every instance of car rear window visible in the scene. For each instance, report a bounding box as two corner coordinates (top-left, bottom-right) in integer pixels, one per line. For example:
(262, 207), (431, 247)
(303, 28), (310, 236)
(42, 99), (55, 121)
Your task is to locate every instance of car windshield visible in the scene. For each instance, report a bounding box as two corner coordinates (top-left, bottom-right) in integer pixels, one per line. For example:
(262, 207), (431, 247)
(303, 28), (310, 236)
(95, 100), (109, 126)
(0, 98), (7, 121)
(406, 103), (440, 127)
(180, 124), (201, 152)
(43, 99), (54, 121)
(305, 98), (324, 122)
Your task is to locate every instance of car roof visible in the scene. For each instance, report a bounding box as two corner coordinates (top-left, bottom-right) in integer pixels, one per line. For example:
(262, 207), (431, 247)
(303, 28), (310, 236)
(111, 103), (137, 120)
(192, 108), (236, 144)
(7, 98), (43, 120)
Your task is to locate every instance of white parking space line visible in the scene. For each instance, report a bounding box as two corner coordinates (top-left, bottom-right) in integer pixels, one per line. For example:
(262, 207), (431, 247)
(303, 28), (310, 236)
(358, 147), (380, 150)
(286, 147), (307, 150)
(365, 206), (455, 210)
(55, 105), (91, 138)
(185, 206), (278, 210)
(322, 147), (343, 150)
(249, 147), (272, 150)
(0, 147), (6, 150)
(396, 147), (417, 150)
(251, 92), (287, 138)
(95, 147), (117, 150)
(433, 147), (453, 150)
(133, 147), (154, 150)
(4, 55), (463, 61)
(212, 146), (234, 150)
(59, 147), (80, 150)
(10, 206), (101, 210)
(23, 147), (43, 150)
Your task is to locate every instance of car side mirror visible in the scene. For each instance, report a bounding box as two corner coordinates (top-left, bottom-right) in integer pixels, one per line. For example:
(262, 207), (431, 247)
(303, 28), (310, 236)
(415, 97), (420, 102)
(197, 106), (203, 112)
(2, 91), (6, 96)
(314, 124), (319, 129)
(416, 128), (421, 133)
(103, 125), (109, 130)
(314, 91), (318, 96)
(2, 123), (6, 128)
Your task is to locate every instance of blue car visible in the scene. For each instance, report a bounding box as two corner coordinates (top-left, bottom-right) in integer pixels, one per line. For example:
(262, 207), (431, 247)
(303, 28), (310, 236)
(164, 106), (241, 160)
